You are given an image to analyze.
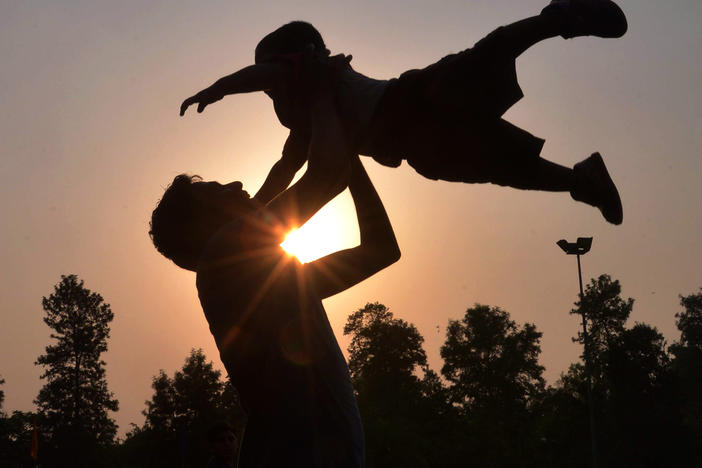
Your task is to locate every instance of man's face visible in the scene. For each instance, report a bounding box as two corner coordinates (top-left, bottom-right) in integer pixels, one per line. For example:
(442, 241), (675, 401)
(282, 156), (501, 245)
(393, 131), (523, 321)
(191, 181), (255, 219)
(210, 429), (238, 460)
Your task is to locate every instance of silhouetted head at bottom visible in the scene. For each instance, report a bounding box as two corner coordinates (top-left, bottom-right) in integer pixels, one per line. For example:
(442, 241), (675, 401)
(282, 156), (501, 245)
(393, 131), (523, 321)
(206, 421), (239, 467)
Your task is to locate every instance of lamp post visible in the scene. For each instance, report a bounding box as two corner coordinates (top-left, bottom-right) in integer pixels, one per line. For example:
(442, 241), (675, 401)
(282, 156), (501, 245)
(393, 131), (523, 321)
(557, 237), (598, 468)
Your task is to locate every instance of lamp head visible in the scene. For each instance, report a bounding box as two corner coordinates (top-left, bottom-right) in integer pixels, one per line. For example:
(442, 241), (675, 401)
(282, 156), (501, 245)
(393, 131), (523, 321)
(557, 237), (593, 255)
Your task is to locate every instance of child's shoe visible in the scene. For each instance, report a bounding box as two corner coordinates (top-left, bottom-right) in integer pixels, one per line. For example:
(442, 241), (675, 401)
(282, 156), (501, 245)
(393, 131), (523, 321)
(571, 152), (623, 225)
(542, 0), (628, 39)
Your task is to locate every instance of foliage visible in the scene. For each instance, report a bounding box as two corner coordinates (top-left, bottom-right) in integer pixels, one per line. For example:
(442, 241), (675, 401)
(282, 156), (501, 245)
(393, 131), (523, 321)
(344, 303), (451, 468)
(34, 274), (118, 467)
(119, 348), (244, 468)
(545, 280), (694, 467)
(600, 323), (676, 466)
(441, 304), (545, 412)
(0, 410), (37, 468)
(669, 289), (702, 465)
(673, 288), (702, 349)
(4, 274), (701, 466)
(440, 304), (546, 466)
(570, 274), (633, 386)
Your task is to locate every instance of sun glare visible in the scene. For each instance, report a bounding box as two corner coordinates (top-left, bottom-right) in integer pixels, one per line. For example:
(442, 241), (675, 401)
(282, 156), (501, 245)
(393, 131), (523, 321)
(281, 198), (358, 263)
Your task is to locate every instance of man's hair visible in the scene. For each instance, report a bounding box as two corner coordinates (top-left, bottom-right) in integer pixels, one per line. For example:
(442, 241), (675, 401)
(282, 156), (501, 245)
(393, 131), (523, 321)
(149, 174), (214, 271)
(255, 21), (329, 63)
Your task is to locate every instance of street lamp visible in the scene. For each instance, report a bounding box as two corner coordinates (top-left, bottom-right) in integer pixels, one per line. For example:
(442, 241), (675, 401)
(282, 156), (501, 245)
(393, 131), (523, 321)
(557, 237), (598, 468)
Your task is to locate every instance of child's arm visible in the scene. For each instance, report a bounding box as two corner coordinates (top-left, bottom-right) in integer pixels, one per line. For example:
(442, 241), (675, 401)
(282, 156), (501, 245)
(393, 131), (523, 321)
(253, 130), (310, 205)
(180, 62), (289, 116)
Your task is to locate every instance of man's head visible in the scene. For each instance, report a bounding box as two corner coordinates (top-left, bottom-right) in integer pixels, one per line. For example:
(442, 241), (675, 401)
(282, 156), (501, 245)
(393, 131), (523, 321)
(149, 174), (255, 271)
(255, 21), (329, 64)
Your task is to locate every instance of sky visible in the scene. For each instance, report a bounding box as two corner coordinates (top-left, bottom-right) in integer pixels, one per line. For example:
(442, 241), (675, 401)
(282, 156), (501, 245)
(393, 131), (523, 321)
(1, 0), (700, 437)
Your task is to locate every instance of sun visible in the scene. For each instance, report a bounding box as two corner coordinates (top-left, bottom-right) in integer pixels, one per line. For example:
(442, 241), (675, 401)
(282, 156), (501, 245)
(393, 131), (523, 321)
(280, 195), (358, 263)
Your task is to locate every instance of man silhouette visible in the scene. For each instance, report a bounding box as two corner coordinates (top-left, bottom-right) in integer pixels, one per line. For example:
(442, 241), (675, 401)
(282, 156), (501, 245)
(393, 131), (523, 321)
(150, 78), (399, 466)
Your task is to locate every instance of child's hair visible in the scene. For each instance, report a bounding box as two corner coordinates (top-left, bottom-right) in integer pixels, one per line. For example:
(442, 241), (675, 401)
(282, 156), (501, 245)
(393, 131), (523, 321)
(255, 21), (329, 63)
(149, 174), (213, 271)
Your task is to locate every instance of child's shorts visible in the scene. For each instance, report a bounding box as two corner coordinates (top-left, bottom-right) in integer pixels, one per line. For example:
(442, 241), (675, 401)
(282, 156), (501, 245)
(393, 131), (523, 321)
(368, 26), (545, 184)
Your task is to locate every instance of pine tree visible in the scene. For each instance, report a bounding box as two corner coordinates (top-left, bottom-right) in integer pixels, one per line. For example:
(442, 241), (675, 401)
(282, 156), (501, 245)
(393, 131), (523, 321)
(35, 274), (118, 467)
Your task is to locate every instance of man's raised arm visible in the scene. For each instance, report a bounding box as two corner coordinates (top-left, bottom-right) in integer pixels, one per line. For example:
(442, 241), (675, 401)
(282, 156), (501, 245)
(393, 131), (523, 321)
(180, 62), (289, 115)
(303, 156), (400, 299)
(263, 74), (351, 234)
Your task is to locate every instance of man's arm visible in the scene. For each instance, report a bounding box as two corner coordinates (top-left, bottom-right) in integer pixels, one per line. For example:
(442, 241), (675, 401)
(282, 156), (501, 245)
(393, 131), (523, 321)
(252, 54), (355, 206)
(253, 130), (310, 205)
(263, 79), (351, 234)
(180, 62), (290, 116)
(303, 156), (400, 299)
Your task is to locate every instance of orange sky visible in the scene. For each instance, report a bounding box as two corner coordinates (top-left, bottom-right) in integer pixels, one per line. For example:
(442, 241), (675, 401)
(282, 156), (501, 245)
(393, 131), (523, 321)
(1, 0), (701, 436)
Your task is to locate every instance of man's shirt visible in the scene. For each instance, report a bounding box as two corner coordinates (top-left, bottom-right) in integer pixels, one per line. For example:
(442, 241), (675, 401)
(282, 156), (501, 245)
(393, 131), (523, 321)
(196, 211), (364, 467)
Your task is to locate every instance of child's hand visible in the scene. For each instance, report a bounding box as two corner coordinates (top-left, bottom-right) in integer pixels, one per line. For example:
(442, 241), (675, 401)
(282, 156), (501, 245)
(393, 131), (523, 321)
(180, 89), (223, 116)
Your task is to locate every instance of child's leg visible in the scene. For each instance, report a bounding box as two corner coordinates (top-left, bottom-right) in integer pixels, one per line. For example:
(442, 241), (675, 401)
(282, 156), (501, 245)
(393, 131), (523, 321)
(503, 157), (574, 192)
(482, 15), (562, 61)
(429, 115), (622, 224)
(479, 1), (628, 61)
(497, 153), (622, 225)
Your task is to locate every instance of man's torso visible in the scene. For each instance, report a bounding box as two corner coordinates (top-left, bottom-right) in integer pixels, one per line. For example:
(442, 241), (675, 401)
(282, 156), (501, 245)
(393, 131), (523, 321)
(196, 214), (363, 467)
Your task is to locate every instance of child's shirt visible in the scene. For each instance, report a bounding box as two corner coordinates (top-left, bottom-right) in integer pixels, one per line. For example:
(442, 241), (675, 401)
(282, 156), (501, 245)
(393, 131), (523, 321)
(337, 68), (389, 154)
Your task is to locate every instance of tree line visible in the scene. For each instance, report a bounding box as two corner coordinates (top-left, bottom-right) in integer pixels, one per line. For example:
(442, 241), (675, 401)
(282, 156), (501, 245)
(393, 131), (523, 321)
(1, 274), (700, 467)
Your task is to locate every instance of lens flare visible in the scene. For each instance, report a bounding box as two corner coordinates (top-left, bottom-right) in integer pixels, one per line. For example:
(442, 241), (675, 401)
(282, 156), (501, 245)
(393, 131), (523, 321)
(280, 198), (358, 263)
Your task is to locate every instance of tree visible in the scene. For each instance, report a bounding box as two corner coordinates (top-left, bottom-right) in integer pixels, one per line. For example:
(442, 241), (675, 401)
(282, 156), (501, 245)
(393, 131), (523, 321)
(441, 304), (545, 411)
(34, 274), (118, 467)
(120, 349), (244, 468)
(531, 367), (591, 468)
(343, 303), (449, 468)
(440, 304), (545, 466)
(548, 276), (693, 466)
(0, 410), (37, 468)
(670, 288), (702, 465)
(571, 274), (633, 385)
(345, 303), (428, 391)
(603, 323), (676, 466)
(673, 288), (702, 349)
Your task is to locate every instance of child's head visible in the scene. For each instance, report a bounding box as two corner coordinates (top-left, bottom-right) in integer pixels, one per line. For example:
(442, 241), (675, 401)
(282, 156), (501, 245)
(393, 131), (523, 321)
(255, 21), (329, 64)
(149, 174), (255, 271)
(255, 22), (331, 130)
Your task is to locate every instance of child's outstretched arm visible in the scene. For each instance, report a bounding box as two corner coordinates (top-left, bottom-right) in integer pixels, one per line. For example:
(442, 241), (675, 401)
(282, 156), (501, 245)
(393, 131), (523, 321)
(180, 62), (289, 116)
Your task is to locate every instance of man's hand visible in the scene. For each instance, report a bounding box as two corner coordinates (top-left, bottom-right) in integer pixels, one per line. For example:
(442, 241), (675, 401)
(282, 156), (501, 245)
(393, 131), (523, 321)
(180, 89), (224, 116)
